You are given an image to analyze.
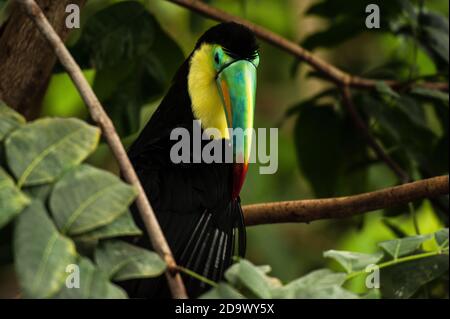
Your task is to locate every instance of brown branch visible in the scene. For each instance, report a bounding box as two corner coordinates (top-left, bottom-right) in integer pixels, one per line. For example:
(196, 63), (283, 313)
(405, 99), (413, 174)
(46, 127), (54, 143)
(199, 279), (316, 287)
(166, 0), (448, 92)
(341, 86), (410, 183)
(15, 0), (188, 299)
(243, 175), (449, 226)
(0, 0), (86, 120)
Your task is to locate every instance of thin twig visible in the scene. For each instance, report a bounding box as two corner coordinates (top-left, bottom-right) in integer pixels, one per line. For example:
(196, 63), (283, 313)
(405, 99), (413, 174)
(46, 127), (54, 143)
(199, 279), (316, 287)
(166, 0), (448, 92)
(15, 0), (187, 299)
(243, 175), (449, 226)
(346, 248), (449, 281)
(341, 86), (410, 183)
(176, 266), (218, 288)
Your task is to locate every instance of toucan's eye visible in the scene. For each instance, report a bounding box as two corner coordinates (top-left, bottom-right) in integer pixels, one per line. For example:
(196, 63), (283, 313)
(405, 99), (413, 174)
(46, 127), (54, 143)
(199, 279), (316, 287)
(213, 46), (224, 70)
(214, 52), (220, 65)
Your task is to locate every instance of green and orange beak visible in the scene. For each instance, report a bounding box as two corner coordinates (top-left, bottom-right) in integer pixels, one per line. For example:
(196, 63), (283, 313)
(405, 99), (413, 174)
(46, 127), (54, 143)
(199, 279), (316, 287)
(216, 59), (257, 199)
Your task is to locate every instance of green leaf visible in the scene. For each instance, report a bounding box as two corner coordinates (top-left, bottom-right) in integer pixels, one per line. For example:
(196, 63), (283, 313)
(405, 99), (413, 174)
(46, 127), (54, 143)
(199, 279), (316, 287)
(375, 82), (400, 99)
(419, 10), (449, 32)
(302, 20), (364, 50)
(95, 240), (166, 281)
(414, 11), (449, 66)
(396, 95), (430, 130)
(361, 93), (436, 166)
(284, 88), (338, 118)
(54, 257), (127, 299)
(272, 269), (357, 299)
(72, 1), (184, 137)
(5, 118), (100, 187)
(294, 104), (368, 197)
(421, 26), (449, 66)
(291, 269), (347, 287)
(49, 165), (137, 236)
(257, 265), (272, 275)
(295, 16), (369, 75)
(0, 102), (25, 142)
(400, 0), (418, 21)
(378, 234), (432, 259)
(303, 0), (402, 50)
(224, 259), (272, 299)
(324, 250), (384, 273)
(200, 283), (244, 299)
(294, 105), (342, 197)
(14, 201), (77, 298)
(435, 228), (449, 249)
(380, 254), (448, 298)
(410, 87), (449, 103)
(0, 167), (29, 228)
(74, 211), (142, 242)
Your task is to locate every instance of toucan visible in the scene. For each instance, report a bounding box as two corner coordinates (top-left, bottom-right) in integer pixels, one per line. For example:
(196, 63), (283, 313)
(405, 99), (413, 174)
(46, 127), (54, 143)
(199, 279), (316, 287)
(121, 22), (259, 298)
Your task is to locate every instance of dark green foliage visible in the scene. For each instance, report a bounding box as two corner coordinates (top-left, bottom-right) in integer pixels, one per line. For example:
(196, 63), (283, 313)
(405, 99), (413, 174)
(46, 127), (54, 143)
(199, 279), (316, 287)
(293, 102), (369, 197)
(0, 105), (165, 298)
(201, 229), (448, 299)
(285, 5), (449, 297)
(396, 10), (449, 69)
(288, 0), (449, 211)
(326, 231), (449, 299)
(201, 259), (358, 299)
(0, 0), (7, 12)
(68, 1), (184, 137)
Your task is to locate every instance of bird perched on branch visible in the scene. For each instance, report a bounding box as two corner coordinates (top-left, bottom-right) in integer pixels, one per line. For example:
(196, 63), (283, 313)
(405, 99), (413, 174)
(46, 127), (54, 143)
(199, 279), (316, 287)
(121, 22), (259, 298)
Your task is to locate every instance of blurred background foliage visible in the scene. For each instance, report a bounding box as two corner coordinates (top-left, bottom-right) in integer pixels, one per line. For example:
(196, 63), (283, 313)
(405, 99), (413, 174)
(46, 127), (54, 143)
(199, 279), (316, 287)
(2, 0), (448, 297)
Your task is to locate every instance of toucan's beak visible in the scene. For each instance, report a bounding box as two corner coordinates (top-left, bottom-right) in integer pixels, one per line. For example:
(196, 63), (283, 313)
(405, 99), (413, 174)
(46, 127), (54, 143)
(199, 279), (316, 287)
(216, 60), (257, 199)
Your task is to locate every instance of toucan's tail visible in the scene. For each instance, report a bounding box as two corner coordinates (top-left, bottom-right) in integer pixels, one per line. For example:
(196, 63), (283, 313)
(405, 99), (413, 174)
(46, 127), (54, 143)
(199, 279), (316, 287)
(178, 198), (246, 296)
(119, 198), (246, 298)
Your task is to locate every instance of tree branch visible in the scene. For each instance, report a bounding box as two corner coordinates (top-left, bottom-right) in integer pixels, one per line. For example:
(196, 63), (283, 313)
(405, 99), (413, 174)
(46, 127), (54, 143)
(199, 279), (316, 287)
(166, 0), (448, 92)
(243, 175), (449, 226)
(341, 86), (410, 183)
(15, 0), (188, 299)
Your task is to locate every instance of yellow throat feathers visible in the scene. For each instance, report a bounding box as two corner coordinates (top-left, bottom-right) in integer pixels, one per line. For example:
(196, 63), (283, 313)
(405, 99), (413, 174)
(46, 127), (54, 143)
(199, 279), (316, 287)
(188, 44), (229, 139)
